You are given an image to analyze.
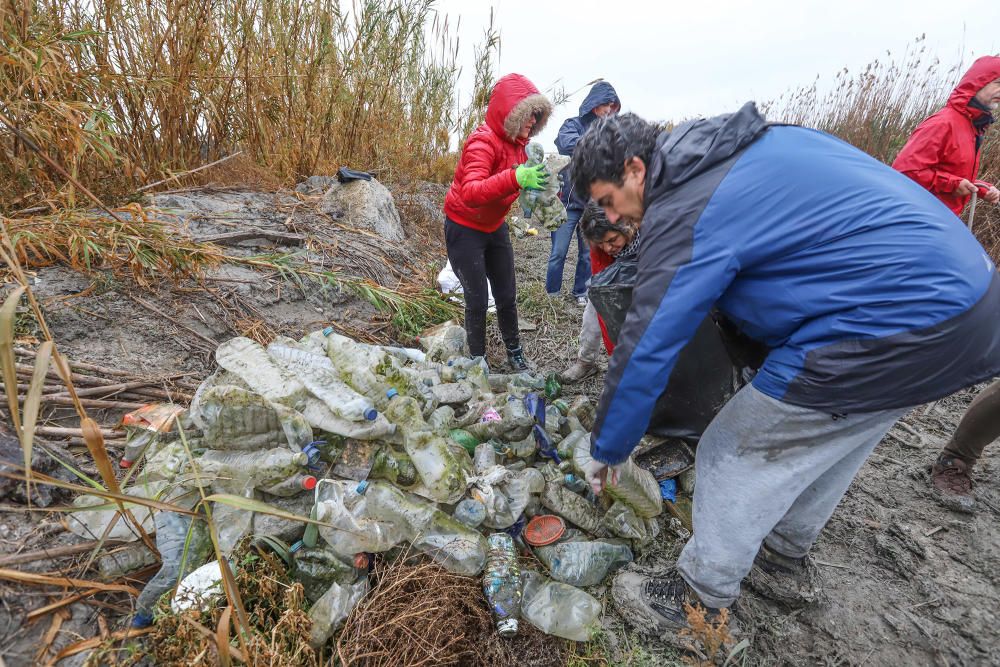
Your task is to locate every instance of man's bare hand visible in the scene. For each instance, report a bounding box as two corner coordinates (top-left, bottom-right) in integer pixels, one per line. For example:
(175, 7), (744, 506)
(984, 185), (1000, 204)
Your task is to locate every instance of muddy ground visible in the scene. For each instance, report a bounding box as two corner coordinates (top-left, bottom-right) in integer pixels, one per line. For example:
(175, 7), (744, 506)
(1, 186), (998, 666)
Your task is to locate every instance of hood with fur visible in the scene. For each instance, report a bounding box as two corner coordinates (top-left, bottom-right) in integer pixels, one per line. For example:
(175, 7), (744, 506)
(485, 73), (553, 143)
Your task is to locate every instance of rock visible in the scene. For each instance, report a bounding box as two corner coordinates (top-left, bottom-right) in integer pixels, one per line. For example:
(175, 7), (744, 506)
(295, 175), (338, 195)
(319, 178), (405, 242)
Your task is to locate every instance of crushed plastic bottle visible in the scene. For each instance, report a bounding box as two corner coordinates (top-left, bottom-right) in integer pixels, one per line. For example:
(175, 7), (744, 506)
(316, 480), (406, 557)
(540, 482), (601, 534)
(402, 429), (471, 504)
(308, 578), (368, 649)
(215, 336), (307, 406)
(198, 448), (309, 493)
(515, 143), (568, 232)
(291, 543), (360, 603)
(214, 495), (254, 555)
(601, 500), (647, 540)
(368, 447), (419, 489)
(454, 498), (487, 528)
(473, 442), (497, 475)
(533, 540), (633, 587)
(67, 482), (165, 542)
(604, 457), (663, 519)
(196, 385), (313, 451)
(427, 405), (456, 430)
(417, 320), (469, 363)
(267, 342), (378, 422)
(520, 570), (601, 641)
(483, 533), (522, 637)
(97, 542), (159, 579)
(134, 511), (212, 626)
(258, 473), (317, 497)
(119, 404), (186, 468)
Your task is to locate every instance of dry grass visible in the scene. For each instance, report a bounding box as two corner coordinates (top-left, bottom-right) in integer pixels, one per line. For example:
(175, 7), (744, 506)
(1, 0), (498, 211)
(337, 555), (567, 667)
(763, 35), (1000, 261)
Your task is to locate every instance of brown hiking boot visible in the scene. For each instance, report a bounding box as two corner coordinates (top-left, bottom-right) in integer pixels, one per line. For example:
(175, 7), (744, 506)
(746, 542), (822, 608)
(559, 360), (598, 384)
(931, 455), (976, 514)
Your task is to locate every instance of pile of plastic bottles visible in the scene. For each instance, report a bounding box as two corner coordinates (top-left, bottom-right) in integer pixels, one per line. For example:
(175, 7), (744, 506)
(66, 321), (665, 643)
(517, 142), (570, 232)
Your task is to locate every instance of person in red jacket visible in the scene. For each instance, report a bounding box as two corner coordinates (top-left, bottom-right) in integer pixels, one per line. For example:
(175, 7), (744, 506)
(892, 56), (1000, 216)
(892, 57), (1000, 513)
(443, 74), (552, 370)
(560, 201), (639, 383)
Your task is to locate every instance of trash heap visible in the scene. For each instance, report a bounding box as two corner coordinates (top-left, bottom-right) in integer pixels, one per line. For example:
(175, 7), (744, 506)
(66, 321), (665, 646)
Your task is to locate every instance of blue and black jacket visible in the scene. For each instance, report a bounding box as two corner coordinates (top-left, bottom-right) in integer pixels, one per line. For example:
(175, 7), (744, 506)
(556, 81), (620, 212)
(591, 103), (1000, 465)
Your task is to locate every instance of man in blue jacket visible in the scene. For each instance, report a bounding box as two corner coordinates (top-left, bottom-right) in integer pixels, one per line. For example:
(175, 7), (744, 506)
(570, 106), (1000, 639)
(548, 81), (621, 305)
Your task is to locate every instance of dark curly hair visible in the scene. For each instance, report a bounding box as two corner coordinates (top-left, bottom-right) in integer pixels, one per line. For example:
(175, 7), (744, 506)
(571, 112), (660, 201)
(580, 200), (636, 243)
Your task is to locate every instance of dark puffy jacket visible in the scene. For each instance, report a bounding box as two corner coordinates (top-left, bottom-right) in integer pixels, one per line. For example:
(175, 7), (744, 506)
(591, 103), (1000, 465)
(444, 74), (553, 233)
(556, 82), (620, 211)
(892, 56), (1000, 215)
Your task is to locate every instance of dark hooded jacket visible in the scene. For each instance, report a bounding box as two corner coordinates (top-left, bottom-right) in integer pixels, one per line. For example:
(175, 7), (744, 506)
(444, 74), (553, 233)
(590, 103), (1000, 465)
(892, 56), (1000, 215)
(555, 81), (620, 211)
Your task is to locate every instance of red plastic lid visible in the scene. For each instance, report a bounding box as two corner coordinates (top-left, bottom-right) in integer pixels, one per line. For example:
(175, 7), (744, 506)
(301, 475), (317, 491)
(119, 459), (133, 469)
(354, 553), (369, 569)
(524, 515), (566, 546)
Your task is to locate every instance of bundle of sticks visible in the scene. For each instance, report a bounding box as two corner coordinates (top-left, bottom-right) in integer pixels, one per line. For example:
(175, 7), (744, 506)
(4, 347), (201, 446)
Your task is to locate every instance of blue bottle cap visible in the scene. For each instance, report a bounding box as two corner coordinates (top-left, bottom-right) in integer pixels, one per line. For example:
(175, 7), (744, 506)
(364, 407), (378, 421)
(289, 540), (304, 553)
(132, 612), (154, 628)
(385, 388), (398, 399)
(564, 474), (576, 483)
(322, 326), (334, 336)
(356, 480), (370, 494)
(302, 443), (321, 465)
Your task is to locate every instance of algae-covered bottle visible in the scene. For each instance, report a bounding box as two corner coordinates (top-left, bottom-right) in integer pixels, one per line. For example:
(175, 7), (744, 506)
(483, 533), (522, 637)
(369, 447), (419, 488)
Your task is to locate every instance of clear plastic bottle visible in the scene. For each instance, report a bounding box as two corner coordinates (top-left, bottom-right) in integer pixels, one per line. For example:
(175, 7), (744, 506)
(483, 533), (522, 637)
(454, 498), (487, 528)
(119, 429), (159, 469)
(215, 336), (306, 406)
(258, 473), (317, 497)
(198, 448), (309, 493)
(604, 458), (663, 519)
(133, 511), (212, 626)
(473, 442), (498, 475)
(67, 482), (163, 542)
(368, 447), (419, 489)
(315, 480), (407, 557)
(520, 570), (601, 641)
(360, 481), (487, 576)
(383, 390), (429, 432)
(402, 429), (471, 504)
(567, 395), (596, 432)
(540, 482), (601, 534)
(291, 544), (360, 603)
(427, 405), (456, 430)
(601, 500), (647, 540)
(308, 578), (368, 649)
(533, 540), (633, 587)
(267, 343), (378, 422)
(97, 541), (159, 579)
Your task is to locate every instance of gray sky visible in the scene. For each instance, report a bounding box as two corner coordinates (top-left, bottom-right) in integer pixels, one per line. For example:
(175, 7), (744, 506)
(433, 0), (1000, 150)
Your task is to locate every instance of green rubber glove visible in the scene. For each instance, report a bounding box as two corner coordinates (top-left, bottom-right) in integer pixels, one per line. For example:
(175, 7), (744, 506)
(515, 163), (548, 190)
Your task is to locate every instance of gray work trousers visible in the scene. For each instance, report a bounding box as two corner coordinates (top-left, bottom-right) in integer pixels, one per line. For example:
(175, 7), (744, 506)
(676, 384), (908, 608)
(578, 300), (603, 364)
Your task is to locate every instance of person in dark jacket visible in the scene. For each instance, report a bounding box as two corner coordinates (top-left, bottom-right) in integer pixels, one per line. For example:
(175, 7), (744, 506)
(892, 56), (1000, 511)
(443, 74), (552, 371)
(548, 81), (621, 305)
(570, 107), (1000, 641)
(893, 56), (1000, 216)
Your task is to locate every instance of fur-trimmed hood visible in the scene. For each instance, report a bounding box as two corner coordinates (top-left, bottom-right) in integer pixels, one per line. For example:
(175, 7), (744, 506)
(485, 73), (553, 144)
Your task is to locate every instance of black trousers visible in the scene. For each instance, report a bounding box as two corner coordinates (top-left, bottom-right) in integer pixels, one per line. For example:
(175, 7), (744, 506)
(444, 217), (520, 357)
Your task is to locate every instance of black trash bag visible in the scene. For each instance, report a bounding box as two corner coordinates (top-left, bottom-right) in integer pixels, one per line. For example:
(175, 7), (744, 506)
(336, 167), (373, 183)
(589, 258), (757, 442)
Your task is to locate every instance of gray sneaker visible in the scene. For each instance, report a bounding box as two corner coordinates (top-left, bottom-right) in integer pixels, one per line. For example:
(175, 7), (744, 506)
(559, 359), (598, 384)
(612, 569), (736, 650)
(745, 542), (822, 607)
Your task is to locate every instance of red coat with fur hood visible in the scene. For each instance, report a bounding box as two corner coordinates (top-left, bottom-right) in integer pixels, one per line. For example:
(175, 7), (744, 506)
(892, 56), (1000, 215)
(444, 74), (553, 232)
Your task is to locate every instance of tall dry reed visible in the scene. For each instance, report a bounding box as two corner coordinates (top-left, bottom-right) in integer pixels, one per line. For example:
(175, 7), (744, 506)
(763, 36), (1000, 260)
(0, 0), (497, 211)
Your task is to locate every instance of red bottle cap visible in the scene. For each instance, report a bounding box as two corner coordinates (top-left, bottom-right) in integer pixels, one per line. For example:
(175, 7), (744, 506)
(120, 459), (133, 469)
(301, 475), (317, 491)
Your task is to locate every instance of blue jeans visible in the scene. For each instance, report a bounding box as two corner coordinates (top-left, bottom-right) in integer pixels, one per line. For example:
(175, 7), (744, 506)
(545, 208), (591, 297)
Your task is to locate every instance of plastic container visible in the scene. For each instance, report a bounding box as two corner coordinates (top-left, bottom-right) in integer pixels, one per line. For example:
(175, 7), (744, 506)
(308, 578), (369, 649)
(520, 570), (601, 641)
(601, 500), (647, 540)
(267, 342), (378, 421)
(198, 447), (309, 493)
(604, 457), (663, 518)
(134, 511), (212, 625)
(215, 336), (306, 406)
(540, 482), (601, 534)
(258, 473), (317, 497)
(196, 384), (314, 451)
(454, 498), (487, 528)
(383, 391), (428, 432)
(402, 429), (471, 504)
(291, 544), (360, 603)
(316, 480), (406, 557)
(418, 321), (469, 362)
(427, 405), (456, 430)
(483, 533), (522, 637)
(369, 448), (419, 489)
(533, 540), (633, 587)
(67, 482), (163, 542)
(473, 442), (498, 475)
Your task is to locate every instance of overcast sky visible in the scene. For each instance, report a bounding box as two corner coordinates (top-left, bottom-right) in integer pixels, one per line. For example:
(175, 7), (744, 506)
(432, 0), (1000, 150)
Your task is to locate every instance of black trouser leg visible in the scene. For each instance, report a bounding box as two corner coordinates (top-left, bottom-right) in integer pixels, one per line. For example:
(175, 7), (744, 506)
(483, 223), (521, 352)
(445, 218), (491, 357)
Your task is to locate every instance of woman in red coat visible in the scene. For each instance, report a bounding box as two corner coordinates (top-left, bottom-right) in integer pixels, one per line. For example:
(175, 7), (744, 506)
(443, 74), (552, 370)
(892, 56), (1000, 216)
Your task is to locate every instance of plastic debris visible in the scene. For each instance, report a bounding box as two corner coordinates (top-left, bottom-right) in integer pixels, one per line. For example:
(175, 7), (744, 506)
(520, 570), (601, 641)
(483, 533), (522, 637)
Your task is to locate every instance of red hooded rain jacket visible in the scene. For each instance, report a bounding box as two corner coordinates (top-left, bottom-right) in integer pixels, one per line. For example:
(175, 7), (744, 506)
(444, 74), (552, 233)
(892, 56), (1000, 215)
